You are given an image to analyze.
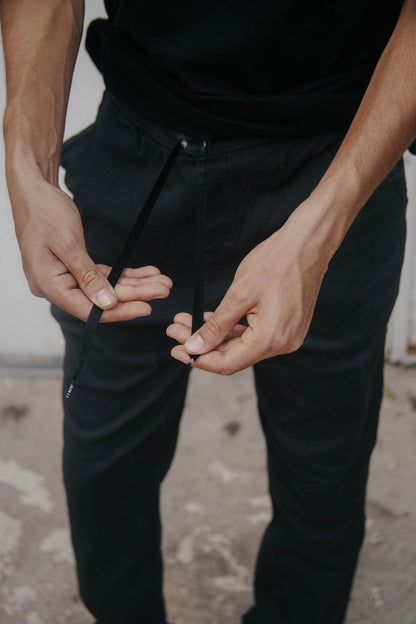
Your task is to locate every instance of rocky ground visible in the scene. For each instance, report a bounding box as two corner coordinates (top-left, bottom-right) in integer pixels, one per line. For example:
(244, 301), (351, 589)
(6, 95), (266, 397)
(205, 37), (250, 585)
(0, 363), (415, 624)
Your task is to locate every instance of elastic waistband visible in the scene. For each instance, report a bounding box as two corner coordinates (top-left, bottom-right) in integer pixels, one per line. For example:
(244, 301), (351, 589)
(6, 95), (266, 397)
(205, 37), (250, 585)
(105, 90), (285, 156)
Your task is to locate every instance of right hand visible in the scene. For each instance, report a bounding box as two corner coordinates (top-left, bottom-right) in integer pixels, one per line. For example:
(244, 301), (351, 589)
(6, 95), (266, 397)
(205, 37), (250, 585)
(10, 172), (172, 322)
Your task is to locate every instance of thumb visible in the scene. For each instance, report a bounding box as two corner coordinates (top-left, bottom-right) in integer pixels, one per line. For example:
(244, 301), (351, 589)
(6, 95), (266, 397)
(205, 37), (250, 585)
(66, 246), (117, 309)
(184, 287), (247, 355)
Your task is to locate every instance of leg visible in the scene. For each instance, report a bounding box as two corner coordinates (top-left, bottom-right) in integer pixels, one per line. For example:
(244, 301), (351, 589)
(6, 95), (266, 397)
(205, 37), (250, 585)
(52, 92), (199, 623)
(52, 309), (190, 624)
(242, 157), (407, 624)
(247, 337), (385, 624)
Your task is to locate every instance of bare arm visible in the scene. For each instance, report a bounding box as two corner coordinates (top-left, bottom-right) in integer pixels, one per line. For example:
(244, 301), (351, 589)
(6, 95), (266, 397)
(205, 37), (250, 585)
(169, 0), (416, 373)
(2, 0), (83, 185)
(1, 0), (171, 320)
(298, 0), (416, 255)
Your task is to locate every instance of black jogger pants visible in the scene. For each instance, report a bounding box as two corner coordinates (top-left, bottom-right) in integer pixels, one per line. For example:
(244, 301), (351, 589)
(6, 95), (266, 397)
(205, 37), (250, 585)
(51, 90), (407, 624)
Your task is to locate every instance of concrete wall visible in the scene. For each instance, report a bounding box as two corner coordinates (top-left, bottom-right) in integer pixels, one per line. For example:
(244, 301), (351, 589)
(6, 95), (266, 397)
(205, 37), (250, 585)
(0, 0), (415, 366)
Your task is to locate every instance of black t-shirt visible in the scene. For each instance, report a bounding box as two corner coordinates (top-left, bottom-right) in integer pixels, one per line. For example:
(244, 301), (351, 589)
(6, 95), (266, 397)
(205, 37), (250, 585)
(86, 1), (403, 140)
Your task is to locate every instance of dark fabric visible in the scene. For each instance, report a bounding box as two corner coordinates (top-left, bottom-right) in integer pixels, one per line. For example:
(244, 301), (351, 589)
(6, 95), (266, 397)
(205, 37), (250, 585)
(85, 1), (404, 140)
(65, 138), (183, 397)
(52, 92), (407, 624)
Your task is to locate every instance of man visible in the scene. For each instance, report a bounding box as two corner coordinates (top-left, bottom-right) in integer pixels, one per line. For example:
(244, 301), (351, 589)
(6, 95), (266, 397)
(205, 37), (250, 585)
(1, 1), (415, 623)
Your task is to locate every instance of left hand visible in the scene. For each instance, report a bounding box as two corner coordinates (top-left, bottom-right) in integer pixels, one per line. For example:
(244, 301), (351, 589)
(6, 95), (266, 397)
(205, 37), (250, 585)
(166, 210), (332, 375)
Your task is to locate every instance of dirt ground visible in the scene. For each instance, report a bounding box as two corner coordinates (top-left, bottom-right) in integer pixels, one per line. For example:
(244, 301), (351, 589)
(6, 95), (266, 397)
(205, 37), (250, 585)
(0, 363), (415, 624)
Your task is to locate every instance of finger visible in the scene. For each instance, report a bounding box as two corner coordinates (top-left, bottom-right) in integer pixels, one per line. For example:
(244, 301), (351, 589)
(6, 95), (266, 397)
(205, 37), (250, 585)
(211, 333), (245, 352)
(100, 300), (152, 322)
(172, 311), (215, 328)
(166, 322), (192, 344)
(74, 293), (153, 323)
(183, 285), (250, 355)
(213, 332), (266, 372)
(59, 246), (117, 310)
(173, 324), (266, 374)
(97, 264), (161, 279)
(170, 310), (246, 340)
(40, 252), (97, 320)
(116, 274), (173, 288)
(213, 322), (268, 371)
(42, 253), (152, 322)
(47, 277), (152, 322)
(167, 319), (246, 345)
(114, 281), (171, 303)
(173, 312), (192, 327)
(119, 265), (161, 278)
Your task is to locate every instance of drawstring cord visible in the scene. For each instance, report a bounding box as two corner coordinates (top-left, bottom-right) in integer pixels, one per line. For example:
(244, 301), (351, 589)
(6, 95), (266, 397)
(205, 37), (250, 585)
(189, 140), (208, 365)
(66, 137), (208, 399)
(66, 138), (186, 399)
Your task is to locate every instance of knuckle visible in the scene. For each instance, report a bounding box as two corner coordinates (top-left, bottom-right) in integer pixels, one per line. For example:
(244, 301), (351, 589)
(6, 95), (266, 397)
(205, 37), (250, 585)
(205, 315), (222, 338)
(162, 276), (173, 288)
(79, 267), (101, 291)
(57, 234), (79, 255)
(230, 282), (250, 308)
(28, 280), (44, 298)
(154, 283), (167, 294)
(158, 286), (170, 298)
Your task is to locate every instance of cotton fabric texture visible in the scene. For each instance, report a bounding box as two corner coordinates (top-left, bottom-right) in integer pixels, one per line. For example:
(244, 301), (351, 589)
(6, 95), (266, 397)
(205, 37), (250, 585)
(86, 0), (404, 140)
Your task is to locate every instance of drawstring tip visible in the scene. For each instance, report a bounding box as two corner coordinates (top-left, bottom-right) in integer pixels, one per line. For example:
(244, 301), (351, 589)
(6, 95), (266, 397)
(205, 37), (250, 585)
(65, 381), (74, 400)
(188, 355), (200, 367)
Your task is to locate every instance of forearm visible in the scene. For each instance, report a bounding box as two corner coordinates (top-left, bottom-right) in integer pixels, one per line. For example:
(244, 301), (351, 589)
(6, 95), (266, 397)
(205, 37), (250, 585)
(1, 0), (84, 186)
(291, 0), (416, 258)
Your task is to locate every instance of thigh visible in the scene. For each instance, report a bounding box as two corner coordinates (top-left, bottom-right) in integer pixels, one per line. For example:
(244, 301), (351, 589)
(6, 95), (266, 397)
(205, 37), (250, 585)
(52, 308), (190, 469)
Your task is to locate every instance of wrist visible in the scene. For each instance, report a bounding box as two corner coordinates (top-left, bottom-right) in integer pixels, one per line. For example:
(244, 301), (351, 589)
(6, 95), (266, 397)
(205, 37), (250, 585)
(4, 105), (62, 186)
(286, 166), (363, 260)
(281, 192), (355, 269)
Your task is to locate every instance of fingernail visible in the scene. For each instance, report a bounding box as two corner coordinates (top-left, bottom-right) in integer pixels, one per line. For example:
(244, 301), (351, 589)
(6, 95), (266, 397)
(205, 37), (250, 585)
(185, 334), (205, 353)
(96, 288), (115, 307)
